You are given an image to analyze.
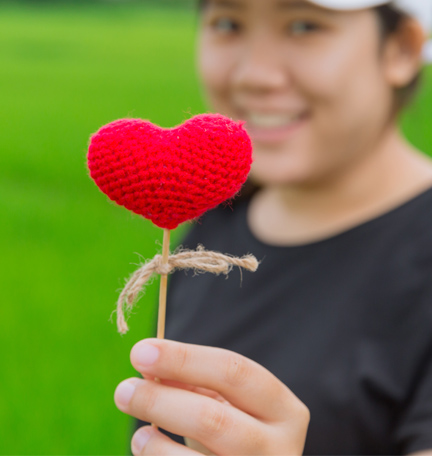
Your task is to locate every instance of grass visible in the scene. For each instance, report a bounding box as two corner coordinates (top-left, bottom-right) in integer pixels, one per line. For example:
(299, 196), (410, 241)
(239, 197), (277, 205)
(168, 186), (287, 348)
(0, 2), (431, 454)
(0, 3), (202, 455)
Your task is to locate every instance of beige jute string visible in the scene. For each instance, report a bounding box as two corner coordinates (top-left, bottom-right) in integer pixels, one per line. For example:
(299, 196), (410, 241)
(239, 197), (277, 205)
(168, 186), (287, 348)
(115, 245), (259, 334)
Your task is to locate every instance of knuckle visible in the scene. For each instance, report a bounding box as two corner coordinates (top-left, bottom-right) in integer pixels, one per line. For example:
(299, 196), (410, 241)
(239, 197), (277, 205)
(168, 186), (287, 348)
(173, 343), (189, 374)
(284, 398), (310, 444)
(295, 400), (311, 426)
(223, 353), (250, 388)
(198, 403), (231, 438)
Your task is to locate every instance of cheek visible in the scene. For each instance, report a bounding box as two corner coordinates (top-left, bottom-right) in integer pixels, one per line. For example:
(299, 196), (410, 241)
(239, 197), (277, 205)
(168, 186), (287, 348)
(315, 54), (393, 143)
(197, 38), (234, 110)
(292, 53), (371, 110)
(249, 58), (393, 184)
(289, 24), (387, 112)
(293, 37), (393, 150)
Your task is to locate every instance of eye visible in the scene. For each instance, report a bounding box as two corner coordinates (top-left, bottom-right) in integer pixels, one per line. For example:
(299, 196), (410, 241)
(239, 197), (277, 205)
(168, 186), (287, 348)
(288, 20), (320, 36)
(211, 17), (241, 34)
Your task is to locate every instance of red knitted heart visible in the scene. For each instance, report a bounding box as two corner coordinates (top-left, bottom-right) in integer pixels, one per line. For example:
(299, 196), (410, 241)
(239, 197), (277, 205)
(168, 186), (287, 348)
(87, 114), (252, 229)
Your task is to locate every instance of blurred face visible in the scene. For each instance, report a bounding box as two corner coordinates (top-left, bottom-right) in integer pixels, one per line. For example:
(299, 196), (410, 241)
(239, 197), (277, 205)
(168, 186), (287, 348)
(198, 0), (396, 185)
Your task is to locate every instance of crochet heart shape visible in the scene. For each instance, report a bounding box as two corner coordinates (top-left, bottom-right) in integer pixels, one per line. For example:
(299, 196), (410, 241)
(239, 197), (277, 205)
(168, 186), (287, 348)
(87, 114), (252, 229)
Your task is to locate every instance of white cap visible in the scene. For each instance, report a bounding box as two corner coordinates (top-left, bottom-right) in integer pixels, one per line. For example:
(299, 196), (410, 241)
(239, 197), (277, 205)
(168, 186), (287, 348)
(307, 0), (432, 62)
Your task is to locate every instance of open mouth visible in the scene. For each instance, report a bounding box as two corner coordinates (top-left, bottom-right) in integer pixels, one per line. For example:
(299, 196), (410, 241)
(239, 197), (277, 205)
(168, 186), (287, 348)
(243, 111), (308, 144)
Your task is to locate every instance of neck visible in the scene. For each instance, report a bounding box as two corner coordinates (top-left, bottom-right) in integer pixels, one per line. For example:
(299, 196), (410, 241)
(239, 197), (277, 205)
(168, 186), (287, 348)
(249, 126), (432, 245)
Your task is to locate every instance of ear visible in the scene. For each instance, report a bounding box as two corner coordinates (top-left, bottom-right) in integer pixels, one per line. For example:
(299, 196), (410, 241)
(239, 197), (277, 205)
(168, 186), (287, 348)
(382, 18), (425, 88)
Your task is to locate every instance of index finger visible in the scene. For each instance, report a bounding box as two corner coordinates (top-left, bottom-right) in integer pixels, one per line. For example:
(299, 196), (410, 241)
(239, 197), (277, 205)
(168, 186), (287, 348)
(130, 338), (299, 422)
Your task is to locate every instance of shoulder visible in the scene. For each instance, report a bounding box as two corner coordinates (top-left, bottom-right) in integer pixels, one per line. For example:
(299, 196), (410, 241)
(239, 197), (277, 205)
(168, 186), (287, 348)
(370, 187), (432, 261)
(391, 187), (432, 266)
(358, 188), (432, 339)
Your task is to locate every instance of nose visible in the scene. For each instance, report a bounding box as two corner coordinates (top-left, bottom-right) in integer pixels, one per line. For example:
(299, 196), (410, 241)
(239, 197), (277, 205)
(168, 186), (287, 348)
(232, 32), (288, 94)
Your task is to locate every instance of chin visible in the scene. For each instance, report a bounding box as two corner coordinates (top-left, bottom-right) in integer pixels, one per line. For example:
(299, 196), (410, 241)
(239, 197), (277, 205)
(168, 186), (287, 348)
(249, 168), (311, 187)
(249, 156), (314, 187)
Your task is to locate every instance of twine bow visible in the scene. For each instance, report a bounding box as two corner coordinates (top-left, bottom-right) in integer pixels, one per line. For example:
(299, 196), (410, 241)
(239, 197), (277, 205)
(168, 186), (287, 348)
(116, 245), (259, 334)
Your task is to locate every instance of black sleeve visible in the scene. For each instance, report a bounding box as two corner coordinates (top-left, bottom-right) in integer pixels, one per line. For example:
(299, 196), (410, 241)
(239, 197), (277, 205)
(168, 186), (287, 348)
(395, 353), (432, 454)
(395, 283), (432, 455)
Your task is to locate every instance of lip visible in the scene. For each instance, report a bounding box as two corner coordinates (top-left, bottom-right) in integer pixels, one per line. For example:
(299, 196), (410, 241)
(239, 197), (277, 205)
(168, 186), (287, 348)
(242, 112), (309, 145)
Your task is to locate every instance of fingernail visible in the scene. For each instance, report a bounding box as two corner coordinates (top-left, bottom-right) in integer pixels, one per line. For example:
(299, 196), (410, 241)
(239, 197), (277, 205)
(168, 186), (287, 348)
(114, 379), (139, 409)
(132, 427), (152, 454)
(133, 343), (160, 368)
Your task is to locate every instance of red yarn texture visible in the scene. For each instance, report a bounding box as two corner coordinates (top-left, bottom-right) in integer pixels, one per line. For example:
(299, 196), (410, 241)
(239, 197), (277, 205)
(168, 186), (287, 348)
(87, 114), (253, 229)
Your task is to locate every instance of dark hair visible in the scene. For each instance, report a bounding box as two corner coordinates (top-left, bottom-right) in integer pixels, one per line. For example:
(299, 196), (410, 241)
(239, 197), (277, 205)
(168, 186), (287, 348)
(375, 5), (422, 111)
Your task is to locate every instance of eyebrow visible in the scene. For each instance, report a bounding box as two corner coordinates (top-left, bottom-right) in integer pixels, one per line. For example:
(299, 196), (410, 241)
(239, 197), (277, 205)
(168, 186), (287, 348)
(277, 1), (319, 9)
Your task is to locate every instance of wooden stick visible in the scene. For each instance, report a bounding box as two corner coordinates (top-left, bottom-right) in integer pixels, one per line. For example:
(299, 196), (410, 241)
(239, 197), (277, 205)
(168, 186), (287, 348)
(157, 228), (171, 340)
(153, 228), (170, 430)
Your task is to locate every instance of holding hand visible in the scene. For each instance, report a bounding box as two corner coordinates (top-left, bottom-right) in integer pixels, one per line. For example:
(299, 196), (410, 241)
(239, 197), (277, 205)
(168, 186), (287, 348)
(114, 339), (310, 455)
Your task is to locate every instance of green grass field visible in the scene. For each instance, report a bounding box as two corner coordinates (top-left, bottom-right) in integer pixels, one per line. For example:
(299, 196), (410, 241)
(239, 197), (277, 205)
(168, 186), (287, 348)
(0, 2), (431, 454)
(0, 3), (201, 454)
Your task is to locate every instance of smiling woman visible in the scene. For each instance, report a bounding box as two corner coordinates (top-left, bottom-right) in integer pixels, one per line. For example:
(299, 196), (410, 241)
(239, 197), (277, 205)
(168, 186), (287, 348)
(114, 1), (432, 455)
(198, 0), (429, 189)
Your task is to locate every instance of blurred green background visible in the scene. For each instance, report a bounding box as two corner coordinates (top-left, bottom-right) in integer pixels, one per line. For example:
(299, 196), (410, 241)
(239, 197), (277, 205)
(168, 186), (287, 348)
(0, 1), (201, 454)
(0, 1), (431, 454)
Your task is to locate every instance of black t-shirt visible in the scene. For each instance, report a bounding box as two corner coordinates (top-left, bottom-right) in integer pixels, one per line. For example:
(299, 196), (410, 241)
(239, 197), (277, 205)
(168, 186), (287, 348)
(136, 188), (432, 455)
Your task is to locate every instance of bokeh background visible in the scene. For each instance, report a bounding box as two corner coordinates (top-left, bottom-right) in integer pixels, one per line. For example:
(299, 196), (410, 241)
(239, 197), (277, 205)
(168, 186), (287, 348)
(0, 0), (431, 454)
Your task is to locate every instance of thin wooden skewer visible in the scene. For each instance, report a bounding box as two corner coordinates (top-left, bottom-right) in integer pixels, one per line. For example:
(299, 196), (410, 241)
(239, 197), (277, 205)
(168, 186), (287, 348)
(153, 228), (171, 430)
(157, 228), (171, 339)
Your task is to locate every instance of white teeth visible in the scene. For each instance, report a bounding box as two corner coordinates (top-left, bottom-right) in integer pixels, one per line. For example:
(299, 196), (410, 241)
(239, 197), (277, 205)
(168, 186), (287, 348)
(247, 113), (302, 128)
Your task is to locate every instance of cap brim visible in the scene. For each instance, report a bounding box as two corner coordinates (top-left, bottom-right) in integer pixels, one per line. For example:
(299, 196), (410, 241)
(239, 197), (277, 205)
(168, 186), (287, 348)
(307, 0), (390, 10)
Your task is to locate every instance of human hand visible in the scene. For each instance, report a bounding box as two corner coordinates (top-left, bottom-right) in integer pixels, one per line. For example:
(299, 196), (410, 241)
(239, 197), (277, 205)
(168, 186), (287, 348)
(114, 339), (310, 455)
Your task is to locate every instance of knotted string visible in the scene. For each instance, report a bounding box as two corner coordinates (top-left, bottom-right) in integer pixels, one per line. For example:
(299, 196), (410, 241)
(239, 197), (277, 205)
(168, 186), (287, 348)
(115, 245), (259, 334)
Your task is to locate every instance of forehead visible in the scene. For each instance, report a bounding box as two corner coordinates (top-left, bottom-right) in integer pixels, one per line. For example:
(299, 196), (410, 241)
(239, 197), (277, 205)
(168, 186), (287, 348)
(203, 0), (325, 11)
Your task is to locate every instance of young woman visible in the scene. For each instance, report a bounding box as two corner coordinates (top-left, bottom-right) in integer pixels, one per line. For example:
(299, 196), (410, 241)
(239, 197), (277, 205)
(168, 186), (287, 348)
(114, 1), (432, 454)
